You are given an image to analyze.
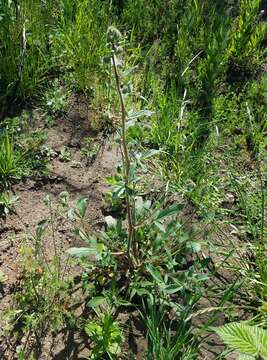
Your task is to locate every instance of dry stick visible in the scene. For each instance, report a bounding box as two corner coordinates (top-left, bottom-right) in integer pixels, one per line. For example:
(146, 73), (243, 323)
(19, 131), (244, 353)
(111, 49), (135, 263)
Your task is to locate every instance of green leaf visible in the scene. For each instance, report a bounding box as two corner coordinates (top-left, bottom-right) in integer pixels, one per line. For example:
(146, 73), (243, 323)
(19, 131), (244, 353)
(163, 283), (183, 294)
(215, 322), (267, 357)
(109, 342), (122, 355)
(75, 196), (88, 219)
(77, 229), (90, 243)
(135, 196), (144, 215)
(67, 247), (97, 258)
(186, 241), (201, 253)
(138, 149), (161, 160)
(87, 296), (106, 308)
(16, 346), (26, 360)
(154, 221), (166, 232)
(128, 109), (154, 120)
(112, 186), (125, 200)
(116, 299), (132, 306)
(238, 355), (255, 360)
(59, 191), (69, 206)
(146, 264), (163, 284)
(67, 208), (76, 220)
(85, 322), (102, 337)
(153, 203), (184, 222)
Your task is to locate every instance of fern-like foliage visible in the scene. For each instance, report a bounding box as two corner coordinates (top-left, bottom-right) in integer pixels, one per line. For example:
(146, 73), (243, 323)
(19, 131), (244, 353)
(215, 322), (267, 359)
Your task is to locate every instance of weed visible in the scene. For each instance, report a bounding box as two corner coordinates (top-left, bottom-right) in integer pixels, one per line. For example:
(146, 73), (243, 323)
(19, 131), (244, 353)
(58, 0), (109, 93)
(215, 322), (267, 359)
(0, 134), (21, 189)
(59, 146), (71, 162)
(143, 296), (198, 360)
(16, 245), (71, 333)
(85, 312), (123, 359)
(6, 193), (76, 351)
(0, 191), (18, 216)
(43, 79), (69, 114)
(80, 137), (100, 163)
(0, 0), (57, 110)
(226, 0), (267, 82)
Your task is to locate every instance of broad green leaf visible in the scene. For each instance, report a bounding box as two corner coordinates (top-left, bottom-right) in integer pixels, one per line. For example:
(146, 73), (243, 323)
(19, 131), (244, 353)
(167, 300), (185, 315)
(186, 241), (201, 253)
(16, 347), (26, 360)
(43, 194), (51, 206)
(75, 196), (88, 219)
(259, 301), (267, 313)
(154, 221), (166, 232)
(67, 208), (76, 220)
(128, 109), (154, 120)
(128, 162), (138, 183)
(215, 322), (267, 357)
(163, 283), (183, 294)
(87, 296), (106, 308)
(67, 247), (97, 258)
(116, 299), (132, 306)
(153, 203), (184, 222)
(147, 264), (163, 284)
(112, 186), (125, 200)
(138, 149), (161, 160)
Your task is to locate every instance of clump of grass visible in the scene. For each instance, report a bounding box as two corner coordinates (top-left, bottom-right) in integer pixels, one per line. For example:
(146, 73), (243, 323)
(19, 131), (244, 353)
(0, 134), (21, 189)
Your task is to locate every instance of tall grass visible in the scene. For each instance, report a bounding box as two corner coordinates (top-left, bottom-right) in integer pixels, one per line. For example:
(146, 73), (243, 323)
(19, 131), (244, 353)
(0, 0), (58, 105)
(58, 0), (110, 93)
(124, 0), (266, 150)
(0, 134), (21, 189)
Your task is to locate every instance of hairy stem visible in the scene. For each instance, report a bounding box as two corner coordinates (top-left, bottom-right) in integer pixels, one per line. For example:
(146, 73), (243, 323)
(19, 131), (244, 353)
(111, 49), (135, 262)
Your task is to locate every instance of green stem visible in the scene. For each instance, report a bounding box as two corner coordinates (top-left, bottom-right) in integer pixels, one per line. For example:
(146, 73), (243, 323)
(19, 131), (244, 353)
(260, 169), (265, 246)
(111, 49), (135, 264)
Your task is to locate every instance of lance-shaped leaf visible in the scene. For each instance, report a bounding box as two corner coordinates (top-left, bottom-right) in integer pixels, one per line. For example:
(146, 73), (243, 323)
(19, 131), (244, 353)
(67, 247), (97, 258)
(75, 196), (88, 219)
(128, 109), (155, 120)
(153, 203), (184, 222)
